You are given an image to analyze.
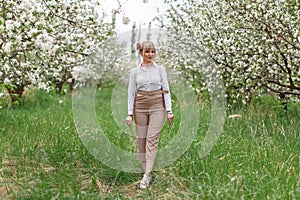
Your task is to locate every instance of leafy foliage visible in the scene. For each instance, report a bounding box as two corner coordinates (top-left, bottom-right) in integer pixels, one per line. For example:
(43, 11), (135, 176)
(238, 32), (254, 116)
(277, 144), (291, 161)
(162, 0), (300, 103)
(0, 0), (114, 103)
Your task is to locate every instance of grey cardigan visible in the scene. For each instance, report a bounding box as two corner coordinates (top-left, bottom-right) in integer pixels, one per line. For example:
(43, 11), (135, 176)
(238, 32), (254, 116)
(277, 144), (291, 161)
(127, 62), (172, 115)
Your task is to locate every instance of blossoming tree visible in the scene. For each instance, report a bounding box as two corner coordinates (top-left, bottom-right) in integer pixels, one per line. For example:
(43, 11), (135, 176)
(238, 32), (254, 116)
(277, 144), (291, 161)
(162, 0), (300, 104)
(0, 0), (113, 103)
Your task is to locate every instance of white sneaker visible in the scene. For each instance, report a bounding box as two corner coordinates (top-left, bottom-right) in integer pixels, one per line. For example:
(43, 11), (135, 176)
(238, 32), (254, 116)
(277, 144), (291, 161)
(139, 173), (152, 189)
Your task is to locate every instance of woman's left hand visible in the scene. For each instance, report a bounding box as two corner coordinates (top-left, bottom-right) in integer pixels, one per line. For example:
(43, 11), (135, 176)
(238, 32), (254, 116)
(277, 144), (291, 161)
(167, 113), (174, 125)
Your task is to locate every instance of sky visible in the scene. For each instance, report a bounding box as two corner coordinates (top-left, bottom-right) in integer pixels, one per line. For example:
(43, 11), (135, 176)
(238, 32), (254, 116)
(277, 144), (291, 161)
(100, 0), (170, 33)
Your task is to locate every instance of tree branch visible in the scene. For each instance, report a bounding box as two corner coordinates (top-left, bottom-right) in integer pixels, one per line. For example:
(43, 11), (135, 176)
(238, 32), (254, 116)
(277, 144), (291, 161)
(41, 0), (76, 25)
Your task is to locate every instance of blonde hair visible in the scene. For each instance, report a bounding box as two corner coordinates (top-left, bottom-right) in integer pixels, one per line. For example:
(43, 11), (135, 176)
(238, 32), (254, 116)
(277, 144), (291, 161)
(136, 41), (156, 53)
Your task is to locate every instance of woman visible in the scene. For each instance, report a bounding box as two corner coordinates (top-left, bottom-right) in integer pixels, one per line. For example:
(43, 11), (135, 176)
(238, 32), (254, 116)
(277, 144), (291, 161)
(126, 41), (174, 189)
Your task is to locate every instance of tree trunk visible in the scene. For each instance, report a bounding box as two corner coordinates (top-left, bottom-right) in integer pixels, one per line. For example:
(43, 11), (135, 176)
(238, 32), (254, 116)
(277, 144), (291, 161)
(5, 85), (25, 105)
(279, 93), (288, 113)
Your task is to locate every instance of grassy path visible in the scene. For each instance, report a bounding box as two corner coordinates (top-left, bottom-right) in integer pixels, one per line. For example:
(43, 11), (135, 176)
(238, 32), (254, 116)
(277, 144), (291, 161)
(0, 87), (299, 199)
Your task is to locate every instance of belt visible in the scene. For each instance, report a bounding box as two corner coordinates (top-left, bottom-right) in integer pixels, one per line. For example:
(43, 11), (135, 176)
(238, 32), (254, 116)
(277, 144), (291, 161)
(137, 89), (169, 96)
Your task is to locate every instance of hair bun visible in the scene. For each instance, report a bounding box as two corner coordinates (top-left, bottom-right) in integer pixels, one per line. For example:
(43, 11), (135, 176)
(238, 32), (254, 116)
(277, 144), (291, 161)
(136, 43), (141, 51)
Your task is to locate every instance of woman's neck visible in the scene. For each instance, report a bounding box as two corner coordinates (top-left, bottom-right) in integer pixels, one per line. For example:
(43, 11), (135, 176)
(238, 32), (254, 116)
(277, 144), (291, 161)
(141, 62), (153, 67)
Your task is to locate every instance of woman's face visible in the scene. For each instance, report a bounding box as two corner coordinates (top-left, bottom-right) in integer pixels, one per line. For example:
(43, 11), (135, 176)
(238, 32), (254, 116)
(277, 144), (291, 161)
(141, 48), (156, 64)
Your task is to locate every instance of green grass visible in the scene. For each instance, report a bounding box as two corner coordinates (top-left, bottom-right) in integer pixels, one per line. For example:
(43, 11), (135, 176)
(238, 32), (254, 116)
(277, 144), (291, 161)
(0, 86), (299, 199)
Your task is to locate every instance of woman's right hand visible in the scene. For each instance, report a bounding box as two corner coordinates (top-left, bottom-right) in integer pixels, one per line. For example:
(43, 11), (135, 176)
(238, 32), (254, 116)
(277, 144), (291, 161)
(126, 115), (133, 126)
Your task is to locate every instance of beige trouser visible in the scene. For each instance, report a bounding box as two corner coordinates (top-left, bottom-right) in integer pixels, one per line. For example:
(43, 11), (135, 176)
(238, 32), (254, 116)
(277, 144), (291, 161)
(134, 92), (165, 172)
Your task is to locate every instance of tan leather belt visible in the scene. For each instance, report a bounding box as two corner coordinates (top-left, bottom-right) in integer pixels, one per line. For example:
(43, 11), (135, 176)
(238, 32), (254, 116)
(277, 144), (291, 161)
(137, 89), (169, 96)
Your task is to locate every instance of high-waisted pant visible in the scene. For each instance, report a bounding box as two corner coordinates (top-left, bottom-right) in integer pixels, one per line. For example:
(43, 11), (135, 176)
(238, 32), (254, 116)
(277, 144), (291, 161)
(134, 92), (165, 172)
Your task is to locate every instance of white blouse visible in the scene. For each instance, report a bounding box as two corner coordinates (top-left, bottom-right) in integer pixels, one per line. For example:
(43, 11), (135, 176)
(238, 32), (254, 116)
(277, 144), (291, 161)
(127, 62), (172, 115)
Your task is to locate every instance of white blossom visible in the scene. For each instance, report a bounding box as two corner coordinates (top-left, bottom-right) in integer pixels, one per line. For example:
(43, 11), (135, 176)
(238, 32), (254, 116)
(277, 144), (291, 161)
(0, 0), (115, 102)
(162, 0), (300, 102)
(4, 41), (12, 53)
(4, 78), (11, 85)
